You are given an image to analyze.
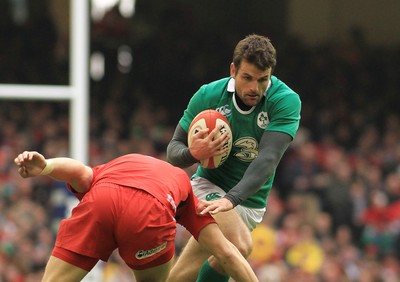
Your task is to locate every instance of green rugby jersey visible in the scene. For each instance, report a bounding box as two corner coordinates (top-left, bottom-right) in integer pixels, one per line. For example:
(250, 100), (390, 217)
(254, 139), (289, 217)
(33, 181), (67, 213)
(180, 76), (301, 208)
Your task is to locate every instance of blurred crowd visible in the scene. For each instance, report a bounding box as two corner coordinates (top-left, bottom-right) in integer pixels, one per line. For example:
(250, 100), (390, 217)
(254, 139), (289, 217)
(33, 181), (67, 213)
(1, 3), (400, 282)
(1, 40), (400, 282)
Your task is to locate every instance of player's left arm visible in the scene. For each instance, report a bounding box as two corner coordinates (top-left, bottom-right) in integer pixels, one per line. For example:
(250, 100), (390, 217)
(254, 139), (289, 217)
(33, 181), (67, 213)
(200, 90), (301, 214)
(225, 130), (292, 205)
(199, 130), (292, 214)
(14, 151), (92, 193)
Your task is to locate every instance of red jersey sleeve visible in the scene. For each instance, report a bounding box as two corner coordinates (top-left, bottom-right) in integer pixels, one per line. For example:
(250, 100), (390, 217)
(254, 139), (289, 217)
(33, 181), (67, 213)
(65, 183), (87, 201)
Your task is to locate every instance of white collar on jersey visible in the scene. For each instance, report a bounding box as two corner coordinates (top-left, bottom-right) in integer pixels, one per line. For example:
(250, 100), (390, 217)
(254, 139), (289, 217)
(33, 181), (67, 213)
(227, 77), (235, 92)
(227, 77), (272, 96)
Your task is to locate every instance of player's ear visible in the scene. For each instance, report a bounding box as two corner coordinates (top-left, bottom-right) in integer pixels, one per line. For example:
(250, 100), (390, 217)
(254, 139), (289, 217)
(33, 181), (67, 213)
(230, 63), (236, 77)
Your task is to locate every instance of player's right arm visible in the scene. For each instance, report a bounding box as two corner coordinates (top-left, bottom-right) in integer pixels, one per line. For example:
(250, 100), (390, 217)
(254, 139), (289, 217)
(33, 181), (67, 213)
(14, 151), (92, 193)
(166, 124), (199, 168)
(167, 124), (226, 168)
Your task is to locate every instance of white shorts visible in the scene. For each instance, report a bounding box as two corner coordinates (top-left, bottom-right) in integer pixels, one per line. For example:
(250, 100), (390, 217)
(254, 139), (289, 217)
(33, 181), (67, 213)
(191, 177), (266, 231)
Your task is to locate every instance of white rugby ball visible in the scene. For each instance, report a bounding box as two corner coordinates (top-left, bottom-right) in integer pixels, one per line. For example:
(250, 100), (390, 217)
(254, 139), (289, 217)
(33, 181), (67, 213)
(188, 109), (232, 169)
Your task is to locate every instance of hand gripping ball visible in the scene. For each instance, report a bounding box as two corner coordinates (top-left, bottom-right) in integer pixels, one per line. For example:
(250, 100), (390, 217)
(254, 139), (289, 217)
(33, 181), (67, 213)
(188, 109), (232, 169)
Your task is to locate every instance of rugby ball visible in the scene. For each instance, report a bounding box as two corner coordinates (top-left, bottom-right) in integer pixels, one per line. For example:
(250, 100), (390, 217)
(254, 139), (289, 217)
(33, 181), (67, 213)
(188, 109), (232, 169)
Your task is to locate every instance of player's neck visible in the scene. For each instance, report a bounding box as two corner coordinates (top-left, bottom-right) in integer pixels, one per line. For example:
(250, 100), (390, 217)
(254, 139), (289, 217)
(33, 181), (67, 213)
(234, 92), (252, 111)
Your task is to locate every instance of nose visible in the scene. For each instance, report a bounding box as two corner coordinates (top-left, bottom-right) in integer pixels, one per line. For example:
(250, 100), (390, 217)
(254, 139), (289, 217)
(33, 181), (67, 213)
(249, 80), (259, 93)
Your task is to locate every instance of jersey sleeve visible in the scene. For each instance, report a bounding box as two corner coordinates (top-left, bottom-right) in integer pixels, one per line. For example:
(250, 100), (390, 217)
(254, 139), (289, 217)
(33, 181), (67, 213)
(175, 191), (216, 240)
(179, 86), (208, 132)
(266, 92), (301, 139)
(65, 183), (87, 201)
(179, 78), (231, 132)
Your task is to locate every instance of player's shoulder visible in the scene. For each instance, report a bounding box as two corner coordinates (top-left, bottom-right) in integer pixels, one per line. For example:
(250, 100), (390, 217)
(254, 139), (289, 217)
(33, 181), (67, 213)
(267, 76), (301, 104)
(192, 77), (231, 107)
(199, 77), (231, 95)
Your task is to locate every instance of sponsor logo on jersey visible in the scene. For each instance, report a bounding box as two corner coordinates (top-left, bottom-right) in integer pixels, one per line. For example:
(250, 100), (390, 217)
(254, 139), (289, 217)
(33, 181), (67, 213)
(233, 137), (259, 161)
(135, 242), (167, 259)
(166, 194), (176, 212)
(205, 192), (222, 201)
(257, 112), (269, 129)
(216, 105), (231, 117)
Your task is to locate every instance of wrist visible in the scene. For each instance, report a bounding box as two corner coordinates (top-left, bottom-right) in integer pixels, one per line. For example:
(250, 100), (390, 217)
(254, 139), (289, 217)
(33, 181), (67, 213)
(184, 148), (199, 163)
(40, 159), (54, 175)
(223, 194), (238, 208)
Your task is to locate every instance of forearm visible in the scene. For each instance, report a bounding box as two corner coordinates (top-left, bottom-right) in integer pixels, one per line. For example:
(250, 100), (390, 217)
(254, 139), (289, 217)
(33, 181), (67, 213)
(224, 131), (292, 207)
(43, 158), (92, 193)
(166, 141), (198, 168)
(224, 154), (275, 207)
(166, 124), (198, 168)
(15, 151), (92, 193)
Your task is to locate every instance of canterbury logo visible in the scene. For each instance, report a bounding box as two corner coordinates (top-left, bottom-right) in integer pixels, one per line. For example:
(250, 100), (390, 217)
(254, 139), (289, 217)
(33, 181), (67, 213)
(205, 192), (222, 201)
(135, 242), (167, 259)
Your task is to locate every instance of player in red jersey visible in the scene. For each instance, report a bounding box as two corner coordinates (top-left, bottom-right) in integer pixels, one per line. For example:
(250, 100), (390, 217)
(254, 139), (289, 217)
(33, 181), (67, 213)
(14, 151), (258, 282)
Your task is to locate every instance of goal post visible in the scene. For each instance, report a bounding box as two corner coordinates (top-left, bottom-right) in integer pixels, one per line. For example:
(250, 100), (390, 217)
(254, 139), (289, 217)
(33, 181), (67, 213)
(0, 0), (89, 163)
(0, 2), (110, 280)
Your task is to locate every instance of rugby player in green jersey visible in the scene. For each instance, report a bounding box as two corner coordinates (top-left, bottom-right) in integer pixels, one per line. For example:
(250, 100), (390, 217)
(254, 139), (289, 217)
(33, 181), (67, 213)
(166, 34), (301, 282)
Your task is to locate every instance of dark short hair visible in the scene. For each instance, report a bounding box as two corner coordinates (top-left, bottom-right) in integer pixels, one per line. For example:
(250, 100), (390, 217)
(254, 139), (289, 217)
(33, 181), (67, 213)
(232, 34), (277, 72)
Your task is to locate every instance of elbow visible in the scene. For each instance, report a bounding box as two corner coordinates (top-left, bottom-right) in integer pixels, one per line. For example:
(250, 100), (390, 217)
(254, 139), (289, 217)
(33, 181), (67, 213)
(166, 142), (195, 168)
(166, 156), (177, 166)
(73, 179), (91, 193)
(166, 144), (177, 165)
(71, 167), (92, 193)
